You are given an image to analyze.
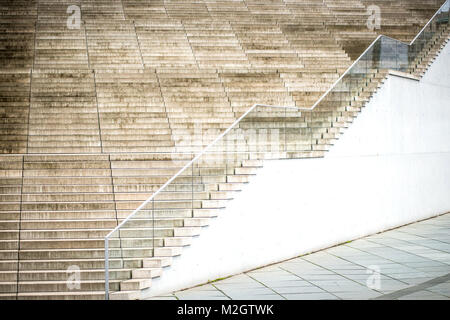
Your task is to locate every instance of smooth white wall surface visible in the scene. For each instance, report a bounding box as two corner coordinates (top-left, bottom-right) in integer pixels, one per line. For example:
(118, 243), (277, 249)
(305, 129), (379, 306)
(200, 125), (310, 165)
(142, 41), (450, 298)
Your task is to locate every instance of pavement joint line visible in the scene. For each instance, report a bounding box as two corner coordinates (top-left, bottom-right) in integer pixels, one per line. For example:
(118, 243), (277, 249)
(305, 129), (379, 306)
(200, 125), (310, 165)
(292, 254), (385, 296)
(329, 238), (450, 281)
(366, 232), (450, 253)
(245, 272), (287, 300)
(210, 283), (232, 300)
(372, 273), (450, 300)
(392, 228), (450, 249)
(315, 246), (411, 288)
(277, 264), (343, 300)
(362, 236), (450, 268)
(420, 289), (449, 299)
(383, 215), (450, 237)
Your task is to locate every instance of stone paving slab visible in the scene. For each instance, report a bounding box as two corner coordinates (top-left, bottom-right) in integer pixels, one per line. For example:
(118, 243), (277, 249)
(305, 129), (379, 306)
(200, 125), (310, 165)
(148, 213), (450, 300)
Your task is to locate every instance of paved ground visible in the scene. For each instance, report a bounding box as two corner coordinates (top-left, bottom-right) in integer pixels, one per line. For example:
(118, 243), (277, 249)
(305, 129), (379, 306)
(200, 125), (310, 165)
(148, 213), (450, 300)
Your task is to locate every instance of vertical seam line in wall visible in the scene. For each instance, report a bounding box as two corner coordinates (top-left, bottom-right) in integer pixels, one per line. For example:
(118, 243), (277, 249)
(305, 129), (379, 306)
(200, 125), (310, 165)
(228, 21), (250, 117)
(81, 6), (102, 151)
(120, 0), (126, 20)
(155, 71), (174, 148)
(92, 70), (103, 153)
(182, 21), (200, 69)
(84, 14), (103, 153)
(18, 0), (38, 296)
(108, 154), (123, 263)
(83, 9), (90, 69)
(278, 26), (298, 108)
(27, 14), (37, 153)
(160, 0), (174, 148)
(16, 155), (24, 299)
(241, 0), (255, 70)
(228, 20), (250, 67)
(133, 20), (145, 69)
(27, 71), (33, 154)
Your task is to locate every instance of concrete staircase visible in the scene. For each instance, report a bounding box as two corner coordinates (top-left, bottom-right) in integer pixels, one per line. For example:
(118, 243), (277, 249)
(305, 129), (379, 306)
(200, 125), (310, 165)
(95, 69), (174, 153)
(409, 24), (450, 77)
(29, 70), (101, 153)
(0, 0), (447, 300)
(0, 70), (30, 154)
(323, 0), (444, 59)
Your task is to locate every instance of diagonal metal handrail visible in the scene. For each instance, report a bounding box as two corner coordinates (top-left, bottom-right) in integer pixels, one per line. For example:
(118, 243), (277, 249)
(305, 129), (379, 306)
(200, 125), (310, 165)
(104, 0), (449, 299)
(298, 34), (383, 112)
(300, 0), (449, 112)
(104, 103), (300, 298)
(410, 0), (450, 45)
(105, 104), (299, 240)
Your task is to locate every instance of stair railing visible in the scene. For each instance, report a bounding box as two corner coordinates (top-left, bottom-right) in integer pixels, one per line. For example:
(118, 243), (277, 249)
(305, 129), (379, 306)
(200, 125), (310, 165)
(104, 0), (449, 299)
(302, 0), (449, 116)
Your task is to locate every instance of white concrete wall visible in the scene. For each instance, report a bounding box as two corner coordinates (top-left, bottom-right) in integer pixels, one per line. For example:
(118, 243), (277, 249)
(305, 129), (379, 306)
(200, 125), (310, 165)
(142, 41), (450, 298)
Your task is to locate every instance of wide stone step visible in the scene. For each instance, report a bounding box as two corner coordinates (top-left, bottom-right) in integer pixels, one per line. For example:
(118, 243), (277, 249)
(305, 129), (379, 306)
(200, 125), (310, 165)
(18, 258), (140, 270)
(18, 268), (130, 282)
(18, 248), (153, 260)
(120, 278), (152, 291)
(19, 238), (164, 250)
(17, 280), (120, 293)
(20, 227), (175, 240)
(17, 291), (105, 300)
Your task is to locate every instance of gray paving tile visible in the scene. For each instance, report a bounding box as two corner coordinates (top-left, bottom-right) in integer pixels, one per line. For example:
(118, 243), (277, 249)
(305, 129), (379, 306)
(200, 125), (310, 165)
(410, 240), (450, 251)
(222, 294), (284, 300)
(177, 295), (230, 300)
(214, 282), (265, 290)
(284, 268), (333, 275)
(256, 280), (312, 288)
(146, 296), (178, 300)
(272, 286), (325, 294)
(248, 273), (301, 282)
(398, 290), (448, 300)
(281, 292), (339, 300)
(339, 273), (395, 281)
(333, 290), (381, 300)
(366, 279), (410, 292)
(342, 259), (395, 267)
(332, 267), (374, 274)
(218, 287), (275, 298)
(176, 291), (222, 298)
(400, 277), (436, 285)
(224, 292), (284, 300)
(421, 270), (450, 278)
(346, 240), (385, 250)
(426, 281), (450, 297)
(185, 284), (222, 292)
(405, 260), (448, 268)
(298, 274), (348, 281)
(248, 265), (283, 273)
(309, 280), (367, 293)
(176, 288), (221, 294)
(215, 274), (257, 284)
(167, 213), (450, 301)
(384, 271), (432, 279)
(239, 295), (285, 300)
(325, 264), (367, 271)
